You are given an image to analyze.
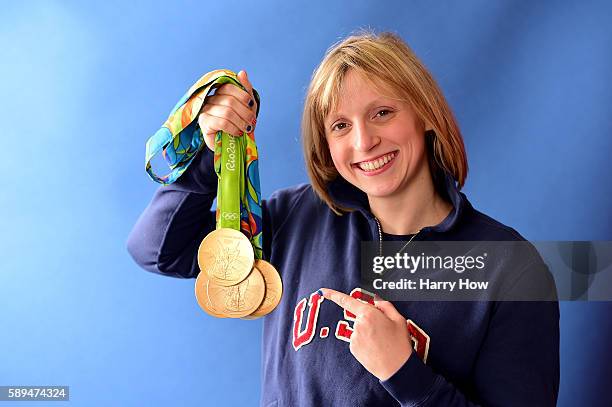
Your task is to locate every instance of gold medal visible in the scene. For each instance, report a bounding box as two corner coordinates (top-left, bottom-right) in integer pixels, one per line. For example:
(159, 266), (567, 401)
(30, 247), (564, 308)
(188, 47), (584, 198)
(197, 228), (254, 287)
(242, 260), (283, 319)
(195, 266), (265, 318)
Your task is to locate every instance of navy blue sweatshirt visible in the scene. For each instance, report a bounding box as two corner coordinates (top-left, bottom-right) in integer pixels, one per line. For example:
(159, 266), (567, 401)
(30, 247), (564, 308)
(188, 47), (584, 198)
(127, 147), (559, 406)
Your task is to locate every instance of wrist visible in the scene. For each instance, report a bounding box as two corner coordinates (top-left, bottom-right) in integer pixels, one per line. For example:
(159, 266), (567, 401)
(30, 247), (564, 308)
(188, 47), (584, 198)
(378, 345), (413, 381)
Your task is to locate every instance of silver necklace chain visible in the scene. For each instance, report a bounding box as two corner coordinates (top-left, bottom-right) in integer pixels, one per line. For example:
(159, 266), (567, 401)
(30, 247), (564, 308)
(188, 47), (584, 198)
(374, 217), (421, 257)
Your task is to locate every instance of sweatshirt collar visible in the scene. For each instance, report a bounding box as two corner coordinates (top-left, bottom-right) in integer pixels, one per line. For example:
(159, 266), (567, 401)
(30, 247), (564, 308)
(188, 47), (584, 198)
(326, 172), (470, 234)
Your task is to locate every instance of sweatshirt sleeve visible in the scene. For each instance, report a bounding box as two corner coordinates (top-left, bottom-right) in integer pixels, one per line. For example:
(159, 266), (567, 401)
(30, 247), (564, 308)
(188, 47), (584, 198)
(126, 147), (218, 279)
(380, 262), (560, 406)
(125, 146), (302, 279)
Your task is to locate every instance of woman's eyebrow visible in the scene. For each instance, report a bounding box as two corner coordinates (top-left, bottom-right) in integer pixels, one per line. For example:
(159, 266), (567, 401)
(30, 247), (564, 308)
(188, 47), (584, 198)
(364, 97), (396, 109)
(326, 97), (396, 125)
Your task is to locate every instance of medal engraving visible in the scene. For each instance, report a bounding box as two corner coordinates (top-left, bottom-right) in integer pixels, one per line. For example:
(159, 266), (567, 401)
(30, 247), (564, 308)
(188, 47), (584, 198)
(196, 266), (265, 318)
(198, 228), (254, 287)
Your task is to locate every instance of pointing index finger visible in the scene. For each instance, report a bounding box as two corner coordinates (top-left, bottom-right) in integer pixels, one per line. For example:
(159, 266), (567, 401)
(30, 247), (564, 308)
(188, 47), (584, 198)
(319, 288), (372, 316)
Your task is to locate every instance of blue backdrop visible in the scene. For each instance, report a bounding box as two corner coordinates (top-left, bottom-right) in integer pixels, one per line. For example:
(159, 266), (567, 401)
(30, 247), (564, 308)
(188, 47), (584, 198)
(1, 1), (611, 406)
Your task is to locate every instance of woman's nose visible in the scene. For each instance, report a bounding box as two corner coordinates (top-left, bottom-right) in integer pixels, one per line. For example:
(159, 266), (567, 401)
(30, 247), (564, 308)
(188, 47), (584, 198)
(352, 122), (380, 152)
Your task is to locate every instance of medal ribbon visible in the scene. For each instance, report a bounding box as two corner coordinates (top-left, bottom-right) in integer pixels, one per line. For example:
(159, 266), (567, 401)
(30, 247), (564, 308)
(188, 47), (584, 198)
(144, 69), (263, 259)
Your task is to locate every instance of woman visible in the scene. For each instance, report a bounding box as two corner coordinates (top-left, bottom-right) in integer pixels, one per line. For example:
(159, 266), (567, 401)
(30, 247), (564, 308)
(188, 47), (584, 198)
(127, 31), (559, 406)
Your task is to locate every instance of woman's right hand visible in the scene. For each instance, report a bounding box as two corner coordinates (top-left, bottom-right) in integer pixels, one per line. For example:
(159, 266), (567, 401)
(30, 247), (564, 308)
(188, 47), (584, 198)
(197, 70), (259, 151)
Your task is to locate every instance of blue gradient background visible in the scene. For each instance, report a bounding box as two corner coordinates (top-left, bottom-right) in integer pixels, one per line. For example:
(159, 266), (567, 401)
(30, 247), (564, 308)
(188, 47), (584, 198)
(1, 1), (611, 406)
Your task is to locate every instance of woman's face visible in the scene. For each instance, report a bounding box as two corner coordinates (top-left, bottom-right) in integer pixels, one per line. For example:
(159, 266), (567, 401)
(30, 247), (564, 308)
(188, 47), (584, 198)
(324, 70), (429, 200)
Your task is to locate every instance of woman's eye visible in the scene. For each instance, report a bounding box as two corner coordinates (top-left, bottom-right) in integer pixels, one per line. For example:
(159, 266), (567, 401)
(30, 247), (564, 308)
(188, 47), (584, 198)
(375, 109), (392, 118)
(332, 122), (348, 131)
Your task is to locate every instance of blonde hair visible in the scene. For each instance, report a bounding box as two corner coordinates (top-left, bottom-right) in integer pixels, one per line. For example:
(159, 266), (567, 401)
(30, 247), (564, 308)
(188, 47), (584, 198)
(301, 30), (468, 215)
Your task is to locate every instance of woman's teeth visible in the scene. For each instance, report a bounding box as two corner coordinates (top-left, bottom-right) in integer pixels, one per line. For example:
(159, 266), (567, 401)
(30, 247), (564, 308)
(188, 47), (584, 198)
(357, 152), (396, 172)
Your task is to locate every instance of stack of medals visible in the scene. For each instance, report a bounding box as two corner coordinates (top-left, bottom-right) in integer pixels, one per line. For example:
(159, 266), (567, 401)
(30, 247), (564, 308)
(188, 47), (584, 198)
(144, 69), (282, 319)
(195, 112), (283, 319)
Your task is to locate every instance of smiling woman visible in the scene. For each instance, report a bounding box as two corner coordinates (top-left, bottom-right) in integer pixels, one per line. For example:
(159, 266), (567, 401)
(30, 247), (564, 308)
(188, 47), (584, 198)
(302, 33), (466, 217)
(322, 70), (453, 235)
(127, 30), (559, 406)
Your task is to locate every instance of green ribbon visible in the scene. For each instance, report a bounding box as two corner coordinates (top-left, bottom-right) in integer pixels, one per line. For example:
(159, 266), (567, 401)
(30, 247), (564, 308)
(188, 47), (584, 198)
(216, 131), (243, 230)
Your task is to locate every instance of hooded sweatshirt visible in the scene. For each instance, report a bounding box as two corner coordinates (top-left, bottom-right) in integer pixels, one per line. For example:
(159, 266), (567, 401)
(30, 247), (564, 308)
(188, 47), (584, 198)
(127, 147), (559, 406)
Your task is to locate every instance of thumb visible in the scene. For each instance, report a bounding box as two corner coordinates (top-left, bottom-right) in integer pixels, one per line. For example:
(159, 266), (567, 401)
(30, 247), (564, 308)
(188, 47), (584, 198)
(374, 297), (404, 320)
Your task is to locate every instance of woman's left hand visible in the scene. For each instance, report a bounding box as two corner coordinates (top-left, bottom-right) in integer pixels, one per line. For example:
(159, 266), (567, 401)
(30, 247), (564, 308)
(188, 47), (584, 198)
(320, 288), (413, 381)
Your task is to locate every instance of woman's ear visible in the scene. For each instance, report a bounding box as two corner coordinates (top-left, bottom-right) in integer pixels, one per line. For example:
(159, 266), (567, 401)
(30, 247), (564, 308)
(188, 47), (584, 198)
(418, 116), (433, 133)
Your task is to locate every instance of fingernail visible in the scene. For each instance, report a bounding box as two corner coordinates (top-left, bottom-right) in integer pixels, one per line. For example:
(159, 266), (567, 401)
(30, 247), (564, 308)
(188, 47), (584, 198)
(246, 125), (252, 132)
(316, 289), (324, 297)
(248, 99), (254, 107)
